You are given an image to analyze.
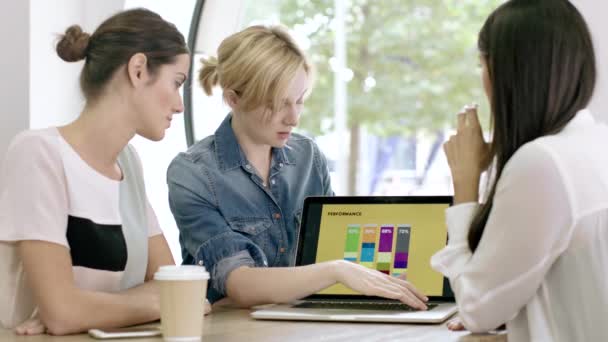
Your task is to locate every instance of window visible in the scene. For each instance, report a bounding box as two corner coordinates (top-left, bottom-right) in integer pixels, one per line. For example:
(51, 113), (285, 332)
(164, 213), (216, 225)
(191, 0), (499, 196)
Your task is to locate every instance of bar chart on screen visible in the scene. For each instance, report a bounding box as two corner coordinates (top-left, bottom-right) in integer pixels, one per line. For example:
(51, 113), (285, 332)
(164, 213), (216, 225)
(343, 223), (412, 277)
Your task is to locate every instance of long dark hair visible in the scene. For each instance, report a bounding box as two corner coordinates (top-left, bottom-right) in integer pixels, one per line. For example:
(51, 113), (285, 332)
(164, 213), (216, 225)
(468, 0), (596, 252)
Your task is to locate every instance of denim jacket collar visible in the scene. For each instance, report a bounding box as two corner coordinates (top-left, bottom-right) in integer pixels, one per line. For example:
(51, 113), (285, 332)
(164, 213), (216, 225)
(214, 114), (295, 171)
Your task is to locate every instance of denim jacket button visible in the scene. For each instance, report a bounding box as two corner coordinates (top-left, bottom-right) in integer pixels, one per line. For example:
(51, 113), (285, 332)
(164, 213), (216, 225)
(198, 260), (204, 266)
(245, 164), (252, 169)
(279, 163), (284, 168)
(271, 179), (276, 185)
(279, 247), (286, 253)
(274, 213), (281, 219)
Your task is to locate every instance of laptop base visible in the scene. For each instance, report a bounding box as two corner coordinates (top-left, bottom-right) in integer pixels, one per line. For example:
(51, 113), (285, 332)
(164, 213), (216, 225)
(251, 302), (457, 324)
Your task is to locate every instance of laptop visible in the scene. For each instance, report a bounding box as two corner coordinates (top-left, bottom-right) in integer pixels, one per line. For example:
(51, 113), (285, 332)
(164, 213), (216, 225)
(251, 196), (457, 323)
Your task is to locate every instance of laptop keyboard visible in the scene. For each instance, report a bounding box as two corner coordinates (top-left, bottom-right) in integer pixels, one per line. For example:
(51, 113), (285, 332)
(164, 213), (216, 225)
(293, 301), (437, 311)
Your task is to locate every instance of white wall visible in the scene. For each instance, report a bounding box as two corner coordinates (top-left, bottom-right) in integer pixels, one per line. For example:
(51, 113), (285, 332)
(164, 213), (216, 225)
(573, 0), (608, 121)
(0, 1), (30, 155)
(1, 0), (125, 154)
(83, 0), (126, 33)
(30, 0), (125, 129)
(29, 0), (85, 129)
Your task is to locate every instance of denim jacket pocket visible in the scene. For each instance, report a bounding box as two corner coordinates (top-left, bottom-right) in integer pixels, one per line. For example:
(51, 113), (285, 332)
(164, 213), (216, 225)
(229, 218), (273, 251)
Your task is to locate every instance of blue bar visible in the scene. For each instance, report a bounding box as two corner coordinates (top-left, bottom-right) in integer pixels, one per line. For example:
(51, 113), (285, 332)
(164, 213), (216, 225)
(362, 242), (375, 249)
(361, 248), (375, 262)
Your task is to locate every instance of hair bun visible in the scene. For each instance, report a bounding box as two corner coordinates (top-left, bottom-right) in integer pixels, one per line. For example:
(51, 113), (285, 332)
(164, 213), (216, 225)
(202, 55), (218, 67)
(56, 25), (91, 62)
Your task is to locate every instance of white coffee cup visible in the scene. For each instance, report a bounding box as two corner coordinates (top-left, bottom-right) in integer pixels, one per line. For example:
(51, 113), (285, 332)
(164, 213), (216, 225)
(154, 265), (209, 342)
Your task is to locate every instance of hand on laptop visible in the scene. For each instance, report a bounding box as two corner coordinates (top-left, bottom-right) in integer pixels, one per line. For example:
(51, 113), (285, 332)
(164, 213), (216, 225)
(333, 260), (429, 310)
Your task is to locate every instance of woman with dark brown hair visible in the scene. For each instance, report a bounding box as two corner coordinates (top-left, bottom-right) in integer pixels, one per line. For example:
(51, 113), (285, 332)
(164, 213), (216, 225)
(431, 1), (606, 341)
(0, 8), (193, 335)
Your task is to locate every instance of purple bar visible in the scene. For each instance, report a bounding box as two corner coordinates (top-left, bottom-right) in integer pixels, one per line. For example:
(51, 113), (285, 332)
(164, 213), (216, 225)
(394, 252), (408, 268)
(378, 226), (394, 252)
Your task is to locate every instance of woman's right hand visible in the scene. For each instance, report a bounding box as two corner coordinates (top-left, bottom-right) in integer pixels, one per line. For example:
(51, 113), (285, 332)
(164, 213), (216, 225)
(443, 104), (491, 204)
(204, 299), (212, 315)
(15, 317), (46, 336)
(447, 317), (467, 331)
(332, 260), (428, 310)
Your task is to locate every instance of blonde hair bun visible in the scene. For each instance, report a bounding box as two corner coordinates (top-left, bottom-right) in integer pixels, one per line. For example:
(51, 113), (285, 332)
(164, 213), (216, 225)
(198, 25), (312, 114)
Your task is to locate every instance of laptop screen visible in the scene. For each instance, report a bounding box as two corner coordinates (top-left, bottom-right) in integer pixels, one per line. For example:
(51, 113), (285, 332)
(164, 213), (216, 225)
(297, 196), (453, 299)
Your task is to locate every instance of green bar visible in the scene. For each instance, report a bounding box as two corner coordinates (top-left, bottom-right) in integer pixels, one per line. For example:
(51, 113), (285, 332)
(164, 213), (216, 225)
(376, 262), (391, 271)
(345, 225), (361, 252)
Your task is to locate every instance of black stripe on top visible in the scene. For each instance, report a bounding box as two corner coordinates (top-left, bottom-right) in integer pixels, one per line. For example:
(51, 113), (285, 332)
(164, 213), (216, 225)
(66, 216), (127, 272)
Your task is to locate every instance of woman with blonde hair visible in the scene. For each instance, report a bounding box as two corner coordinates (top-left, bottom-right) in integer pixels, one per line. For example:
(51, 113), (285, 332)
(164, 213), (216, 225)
(168, 25), (428, 308)
(0, 8), (193, 335)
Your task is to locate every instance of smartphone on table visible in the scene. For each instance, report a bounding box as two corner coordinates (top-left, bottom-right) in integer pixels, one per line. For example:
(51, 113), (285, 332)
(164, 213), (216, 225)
(88, 326), (161, 339)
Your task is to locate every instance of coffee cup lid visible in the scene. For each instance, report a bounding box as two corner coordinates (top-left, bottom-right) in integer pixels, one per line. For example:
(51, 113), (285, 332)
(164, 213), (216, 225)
(154, 265), (210, 281)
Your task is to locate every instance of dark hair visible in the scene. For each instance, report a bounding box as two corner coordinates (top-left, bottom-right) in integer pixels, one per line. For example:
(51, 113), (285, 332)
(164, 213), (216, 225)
(56, 8), (188, 101)
(469, 0), (596, 252)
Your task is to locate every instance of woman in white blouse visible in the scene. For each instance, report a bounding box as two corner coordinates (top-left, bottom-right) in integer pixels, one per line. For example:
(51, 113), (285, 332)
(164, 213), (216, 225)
(0, 9), (193, 335)
(431, 0), (607, 341)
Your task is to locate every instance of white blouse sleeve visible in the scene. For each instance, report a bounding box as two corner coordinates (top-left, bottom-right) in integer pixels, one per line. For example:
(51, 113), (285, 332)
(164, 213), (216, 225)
(431, 142), (574, 333)
(0, 133), (69, 246)
(125, 144), (163, 238)
(146, 199), (162, 237)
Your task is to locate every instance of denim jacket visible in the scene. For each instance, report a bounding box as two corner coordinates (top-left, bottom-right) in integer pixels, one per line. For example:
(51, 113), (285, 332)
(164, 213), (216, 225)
(167, 114), (333, 303)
